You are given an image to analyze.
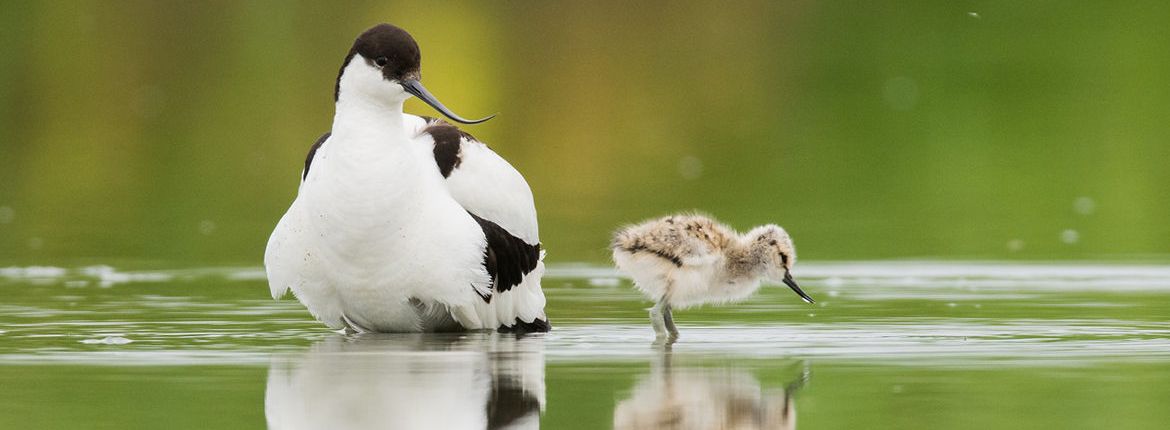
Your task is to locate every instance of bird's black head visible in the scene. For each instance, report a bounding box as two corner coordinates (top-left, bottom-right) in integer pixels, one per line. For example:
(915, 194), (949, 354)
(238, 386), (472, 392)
(335, 24), (420, 100)
(333, 23), (493, 124)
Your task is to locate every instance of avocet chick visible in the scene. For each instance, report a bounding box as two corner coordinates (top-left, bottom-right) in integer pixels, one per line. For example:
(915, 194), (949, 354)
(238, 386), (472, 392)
(611, 214), (814, 339)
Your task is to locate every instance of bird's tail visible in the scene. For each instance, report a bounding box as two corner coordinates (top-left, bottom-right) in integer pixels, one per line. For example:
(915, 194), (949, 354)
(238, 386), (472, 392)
(496, 250), (551, 333)
(459, 250), (550, 333)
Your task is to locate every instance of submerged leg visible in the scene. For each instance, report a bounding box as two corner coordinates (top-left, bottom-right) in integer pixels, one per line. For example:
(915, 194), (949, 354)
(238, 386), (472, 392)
(662, 303), (679, 340)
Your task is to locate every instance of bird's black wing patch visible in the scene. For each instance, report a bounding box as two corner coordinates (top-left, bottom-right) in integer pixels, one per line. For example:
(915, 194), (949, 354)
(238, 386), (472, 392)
(469, 212), (540, 298)
(302, 132), (330, 181)
(421, 122), (463, 177)
(420, 120), (482, 178)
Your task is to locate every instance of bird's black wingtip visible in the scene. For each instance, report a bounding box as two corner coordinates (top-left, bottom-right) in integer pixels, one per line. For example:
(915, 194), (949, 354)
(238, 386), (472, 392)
(497, 317), (551, 334)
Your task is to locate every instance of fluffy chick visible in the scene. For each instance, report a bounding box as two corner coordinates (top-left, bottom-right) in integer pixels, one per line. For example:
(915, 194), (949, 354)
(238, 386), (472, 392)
(611, 214), (814, 339)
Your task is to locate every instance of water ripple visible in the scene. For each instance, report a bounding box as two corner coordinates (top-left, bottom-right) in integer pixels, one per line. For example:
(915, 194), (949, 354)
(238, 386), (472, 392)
(1, 262), (1168, 368)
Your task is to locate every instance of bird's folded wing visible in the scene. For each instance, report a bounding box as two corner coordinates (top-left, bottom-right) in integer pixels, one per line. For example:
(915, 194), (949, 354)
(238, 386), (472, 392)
(406, 114), (540, 245)
(408, 114), (549, 331)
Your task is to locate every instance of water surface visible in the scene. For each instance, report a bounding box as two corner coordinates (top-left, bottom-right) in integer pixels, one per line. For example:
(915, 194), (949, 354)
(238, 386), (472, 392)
(2, 262), (1169, 429)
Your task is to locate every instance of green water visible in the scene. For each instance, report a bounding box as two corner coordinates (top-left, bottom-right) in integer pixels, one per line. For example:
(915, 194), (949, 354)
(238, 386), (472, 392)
(3, 2), (1170, 263)
(2, 262), (1169, 429)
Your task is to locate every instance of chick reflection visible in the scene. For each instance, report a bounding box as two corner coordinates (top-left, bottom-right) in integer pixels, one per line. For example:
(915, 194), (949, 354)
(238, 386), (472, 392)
(266, 333), (545, 430)
(614, 356), (806, 430)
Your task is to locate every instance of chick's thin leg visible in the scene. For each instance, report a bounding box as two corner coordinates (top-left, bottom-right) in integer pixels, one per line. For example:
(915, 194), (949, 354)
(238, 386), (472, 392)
(663, 303), (679, 339)
(650, 301), (670, 338)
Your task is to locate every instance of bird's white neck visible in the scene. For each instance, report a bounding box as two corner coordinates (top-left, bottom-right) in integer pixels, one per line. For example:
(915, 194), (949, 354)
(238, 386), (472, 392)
(332, 95), (408, 143)
(332, 54), (413, 141)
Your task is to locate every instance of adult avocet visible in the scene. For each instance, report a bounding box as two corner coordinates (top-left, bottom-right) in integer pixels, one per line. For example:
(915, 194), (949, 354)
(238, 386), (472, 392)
(265, 24), (548, 333)
(611, 214), (813, 339)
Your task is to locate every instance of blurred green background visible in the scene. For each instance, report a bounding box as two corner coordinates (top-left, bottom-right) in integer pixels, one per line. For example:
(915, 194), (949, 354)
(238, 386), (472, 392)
(2, 0), (1168, 265)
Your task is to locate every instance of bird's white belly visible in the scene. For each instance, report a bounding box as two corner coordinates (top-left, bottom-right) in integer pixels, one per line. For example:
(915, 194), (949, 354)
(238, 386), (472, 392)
(266, 142), (488, 332)
(614, 251), (761, 308)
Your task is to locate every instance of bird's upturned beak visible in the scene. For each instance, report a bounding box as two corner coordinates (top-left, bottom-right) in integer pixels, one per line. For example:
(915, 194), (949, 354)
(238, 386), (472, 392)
(783, 271), (815, 304)
(400, 79), (495, 124)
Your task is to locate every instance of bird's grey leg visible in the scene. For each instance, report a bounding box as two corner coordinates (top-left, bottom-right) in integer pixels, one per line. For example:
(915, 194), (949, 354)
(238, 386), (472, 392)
(649, 301), (669, 338)
(663, 303), (679, 340)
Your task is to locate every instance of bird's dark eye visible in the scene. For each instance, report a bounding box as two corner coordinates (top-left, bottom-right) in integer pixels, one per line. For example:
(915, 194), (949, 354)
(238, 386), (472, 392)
(374, 57), (388, 67)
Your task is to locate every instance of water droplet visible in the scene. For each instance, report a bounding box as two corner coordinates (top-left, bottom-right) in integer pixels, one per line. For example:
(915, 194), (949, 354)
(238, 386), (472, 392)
(1074, 196), (1095, 215)
(967, 12), (981, 19)
(947, 302), (957, 308)
(1061, 229), (1080, 245)
(882, 76), (920, 111)
(828, 290), (840, 298)
(199, 220), (217, 235)
(677, 155), (703, 180)
(1007, 239), (1025, 252)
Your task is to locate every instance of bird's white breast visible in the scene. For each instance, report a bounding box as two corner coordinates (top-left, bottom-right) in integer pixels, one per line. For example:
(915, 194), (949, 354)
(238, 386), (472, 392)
(266, 129), (489, 331)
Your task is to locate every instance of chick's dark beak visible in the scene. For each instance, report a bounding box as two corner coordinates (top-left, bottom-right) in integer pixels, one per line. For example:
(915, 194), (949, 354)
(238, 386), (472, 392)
(783, 271), (815, 304)
(400, 79), (494, 124)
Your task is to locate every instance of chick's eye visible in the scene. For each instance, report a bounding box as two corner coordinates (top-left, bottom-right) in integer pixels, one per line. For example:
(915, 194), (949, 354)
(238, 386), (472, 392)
(374, 57), (388, 67)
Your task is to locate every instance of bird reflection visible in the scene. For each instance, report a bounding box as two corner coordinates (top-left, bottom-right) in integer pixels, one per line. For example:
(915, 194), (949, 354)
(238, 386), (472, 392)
(614, 355), (807, 430)
(265, 332), (545, 430)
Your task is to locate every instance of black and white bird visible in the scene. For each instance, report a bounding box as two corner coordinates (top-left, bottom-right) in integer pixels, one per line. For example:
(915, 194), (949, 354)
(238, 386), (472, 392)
(611, 214), (814, 339)
(265, 24), (549, 333)
(266, 334), (545, 430)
